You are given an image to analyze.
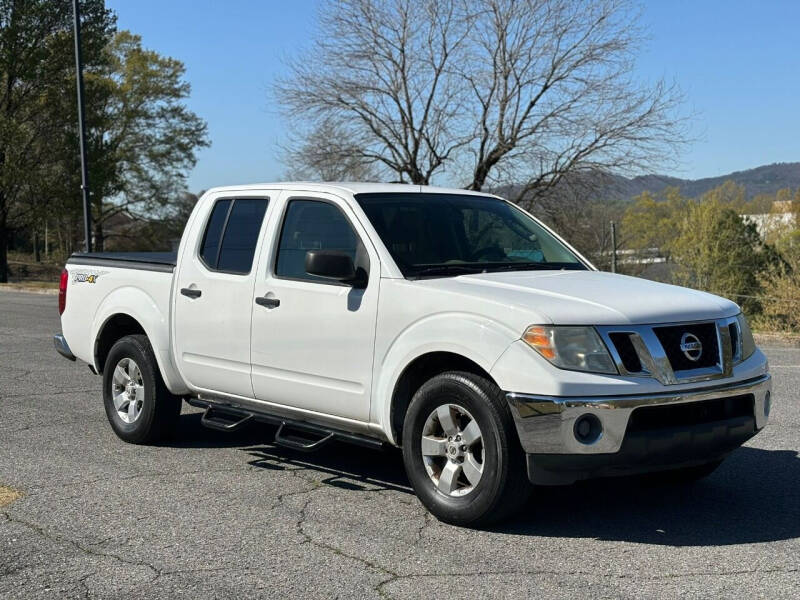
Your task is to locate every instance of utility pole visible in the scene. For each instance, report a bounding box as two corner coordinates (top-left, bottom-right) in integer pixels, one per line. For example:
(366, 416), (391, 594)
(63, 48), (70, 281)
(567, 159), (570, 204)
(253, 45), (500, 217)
(72, 0), (92, 253)
(610, 221), (617, 273)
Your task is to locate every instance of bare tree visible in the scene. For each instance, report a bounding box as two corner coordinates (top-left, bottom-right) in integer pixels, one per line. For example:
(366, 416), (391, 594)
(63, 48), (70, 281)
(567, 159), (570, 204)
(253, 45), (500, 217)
(464, 0), (687, 202)
(276, 0), (473, 184)
(277, 0), (689, 194)
(281, 120), (380, 181)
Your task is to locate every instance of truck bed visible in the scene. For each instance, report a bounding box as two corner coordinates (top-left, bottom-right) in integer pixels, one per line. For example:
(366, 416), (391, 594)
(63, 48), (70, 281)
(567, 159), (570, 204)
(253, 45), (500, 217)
(67, 252), (177, 272)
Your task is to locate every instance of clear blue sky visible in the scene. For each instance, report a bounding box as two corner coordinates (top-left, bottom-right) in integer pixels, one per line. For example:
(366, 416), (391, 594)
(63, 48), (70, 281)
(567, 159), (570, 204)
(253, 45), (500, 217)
(107, 0), (800, 193)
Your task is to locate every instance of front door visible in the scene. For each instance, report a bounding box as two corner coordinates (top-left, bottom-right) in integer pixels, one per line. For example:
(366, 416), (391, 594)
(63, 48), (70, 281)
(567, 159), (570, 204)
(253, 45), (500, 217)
(250, 192), (379, 422)
(174, 193), (272, 398)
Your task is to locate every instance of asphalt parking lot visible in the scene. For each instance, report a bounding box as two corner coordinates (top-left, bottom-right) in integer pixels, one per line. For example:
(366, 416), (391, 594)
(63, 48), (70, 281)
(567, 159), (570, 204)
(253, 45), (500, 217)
(1, 290), (798, 599)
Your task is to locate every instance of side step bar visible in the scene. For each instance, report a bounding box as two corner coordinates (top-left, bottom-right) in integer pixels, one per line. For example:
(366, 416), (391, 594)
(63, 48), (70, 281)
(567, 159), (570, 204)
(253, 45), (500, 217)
(201, 405), (254, 432)
(187, 398), (384, 452)
(274, 422), (335, 452)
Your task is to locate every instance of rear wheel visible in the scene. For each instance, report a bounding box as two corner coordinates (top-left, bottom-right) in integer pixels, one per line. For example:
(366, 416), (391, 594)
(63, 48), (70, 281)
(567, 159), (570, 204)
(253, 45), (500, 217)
(102, 334), (181, 444)
(402, 371), (531, 526)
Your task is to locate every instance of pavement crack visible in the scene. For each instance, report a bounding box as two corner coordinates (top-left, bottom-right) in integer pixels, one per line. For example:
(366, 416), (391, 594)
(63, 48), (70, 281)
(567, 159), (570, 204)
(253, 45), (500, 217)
(292, 493), (401, 589)
(1, 388), (99, 400)
(269, 477), (321, 511)
(77, 571), (96, 600)
(0, 510), (162, 583)
(413, 509), (433, 547)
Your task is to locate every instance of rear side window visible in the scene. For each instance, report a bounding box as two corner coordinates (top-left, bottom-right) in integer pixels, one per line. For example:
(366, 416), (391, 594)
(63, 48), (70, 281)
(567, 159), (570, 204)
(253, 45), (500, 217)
(275, 199), (361, 282)
(199, 198), (268, 274)
(199, 199), (231, 267)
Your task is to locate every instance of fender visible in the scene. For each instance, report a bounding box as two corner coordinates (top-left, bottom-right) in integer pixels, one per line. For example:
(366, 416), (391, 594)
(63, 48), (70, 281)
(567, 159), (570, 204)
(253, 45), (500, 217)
(92, 286), (188, 395)
(370, 311), (519, 444)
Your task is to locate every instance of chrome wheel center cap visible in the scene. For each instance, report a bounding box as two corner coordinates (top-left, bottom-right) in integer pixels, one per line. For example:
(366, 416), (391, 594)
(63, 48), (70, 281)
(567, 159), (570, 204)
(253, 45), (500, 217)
(446, 442), (463, 461)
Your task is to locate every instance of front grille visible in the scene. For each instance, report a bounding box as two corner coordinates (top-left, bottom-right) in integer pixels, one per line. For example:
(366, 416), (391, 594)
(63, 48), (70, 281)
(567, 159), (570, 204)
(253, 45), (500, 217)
(609, 332), (643, 373)
(728, 322), (740, 360)
(626, 394), (754, 433)
(653, 322), (719, 371)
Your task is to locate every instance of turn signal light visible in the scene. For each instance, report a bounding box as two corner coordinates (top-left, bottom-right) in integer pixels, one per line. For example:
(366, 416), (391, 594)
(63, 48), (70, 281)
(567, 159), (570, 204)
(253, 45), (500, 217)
(523, 326), (556, 359)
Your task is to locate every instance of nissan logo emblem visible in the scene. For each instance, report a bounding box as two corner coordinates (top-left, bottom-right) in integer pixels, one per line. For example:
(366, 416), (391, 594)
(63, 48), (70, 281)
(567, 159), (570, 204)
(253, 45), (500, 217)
(680, 332), (703, 362)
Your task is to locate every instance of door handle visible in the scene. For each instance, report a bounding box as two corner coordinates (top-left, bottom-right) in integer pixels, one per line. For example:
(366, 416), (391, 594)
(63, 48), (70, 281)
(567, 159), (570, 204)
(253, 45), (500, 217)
(180, 287), (202, 299)
(255, 296), (280, 308)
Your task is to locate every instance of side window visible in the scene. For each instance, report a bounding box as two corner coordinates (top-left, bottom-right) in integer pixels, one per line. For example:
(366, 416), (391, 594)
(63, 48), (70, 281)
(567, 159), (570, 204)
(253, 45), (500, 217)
(275, 199), (363, 282)
(199, 199), (231, 267)
(199, 198), (268, 274)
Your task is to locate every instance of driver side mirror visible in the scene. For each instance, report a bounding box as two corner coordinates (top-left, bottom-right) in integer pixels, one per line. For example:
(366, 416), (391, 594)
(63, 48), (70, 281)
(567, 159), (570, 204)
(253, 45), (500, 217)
(305, 250), (366, 288)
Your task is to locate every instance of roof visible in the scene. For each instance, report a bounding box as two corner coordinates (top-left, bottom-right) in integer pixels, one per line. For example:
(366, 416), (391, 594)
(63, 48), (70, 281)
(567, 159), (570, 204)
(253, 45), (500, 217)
(203, 181), (500, 198)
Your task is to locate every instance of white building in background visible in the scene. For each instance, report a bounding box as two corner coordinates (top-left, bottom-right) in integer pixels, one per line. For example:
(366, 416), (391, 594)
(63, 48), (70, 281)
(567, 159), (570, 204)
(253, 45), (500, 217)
(742, 200), (796, 238)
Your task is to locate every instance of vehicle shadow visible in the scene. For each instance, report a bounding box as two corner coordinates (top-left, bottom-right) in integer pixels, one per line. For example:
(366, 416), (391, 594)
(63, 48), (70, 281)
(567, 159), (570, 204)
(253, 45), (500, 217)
(242, 442), (412, 495)
(169, 411), (413, 492)
(169, 414), (800, 546)
(168, 412), (274, 448)
(494, 446), (800, 546)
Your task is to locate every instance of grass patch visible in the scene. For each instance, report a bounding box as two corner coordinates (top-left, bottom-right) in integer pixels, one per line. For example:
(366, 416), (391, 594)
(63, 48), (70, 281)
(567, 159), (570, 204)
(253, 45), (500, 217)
(0, 485), (23, 508)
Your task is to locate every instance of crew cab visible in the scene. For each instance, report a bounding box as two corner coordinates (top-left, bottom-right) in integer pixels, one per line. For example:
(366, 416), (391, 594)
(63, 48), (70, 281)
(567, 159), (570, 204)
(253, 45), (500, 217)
(54, 183), (772, 525)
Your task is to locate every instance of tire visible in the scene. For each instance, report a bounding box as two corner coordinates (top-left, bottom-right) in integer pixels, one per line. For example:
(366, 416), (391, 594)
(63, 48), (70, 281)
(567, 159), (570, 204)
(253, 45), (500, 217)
(659, 458), (725, 485)
(102, 334), (181, 444)
(401, 371), (532, 527)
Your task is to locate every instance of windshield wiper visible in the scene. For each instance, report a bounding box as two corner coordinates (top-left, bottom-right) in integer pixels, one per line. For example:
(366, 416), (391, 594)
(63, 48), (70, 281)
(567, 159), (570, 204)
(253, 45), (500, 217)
(484, 263), (572, 272)
(411, 262), (582, 279)
(411, 265), (486, 278)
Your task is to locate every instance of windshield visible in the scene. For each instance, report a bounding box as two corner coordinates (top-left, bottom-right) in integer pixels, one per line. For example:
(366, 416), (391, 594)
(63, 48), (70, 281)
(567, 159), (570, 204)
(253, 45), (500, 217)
(354, 193), (587, 278)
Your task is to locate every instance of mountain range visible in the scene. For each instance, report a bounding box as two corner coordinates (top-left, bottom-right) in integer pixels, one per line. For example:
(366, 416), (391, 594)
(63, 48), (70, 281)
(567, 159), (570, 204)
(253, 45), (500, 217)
(598, 162), (800, 201)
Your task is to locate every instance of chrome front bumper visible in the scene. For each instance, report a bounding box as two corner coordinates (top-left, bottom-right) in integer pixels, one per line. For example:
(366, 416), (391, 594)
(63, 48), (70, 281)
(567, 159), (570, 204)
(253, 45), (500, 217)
(507, 373), (771, 456)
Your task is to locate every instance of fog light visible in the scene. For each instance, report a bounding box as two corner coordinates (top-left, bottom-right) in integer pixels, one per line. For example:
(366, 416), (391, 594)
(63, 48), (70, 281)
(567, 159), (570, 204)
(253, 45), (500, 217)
(573, 414), (602, 444)
(764, 391), (771, 417)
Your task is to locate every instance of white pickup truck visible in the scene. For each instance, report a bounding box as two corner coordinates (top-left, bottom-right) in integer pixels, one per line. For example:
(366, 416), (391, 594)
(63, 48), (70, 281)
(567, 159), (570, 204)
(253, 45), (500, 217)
(55, 183), (772, 525)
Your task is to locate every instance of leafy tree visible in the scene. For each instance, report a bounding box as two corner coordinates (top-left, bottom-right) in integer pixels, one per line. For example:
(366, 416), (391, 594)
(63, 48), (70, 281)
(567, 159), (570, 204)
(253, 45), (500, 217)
(621, 187), (686, 260)
(757, 257), (800, 332)
(81, 30), (209, 251)
(670, 198), (776, 314)
(0, 0), (114, 281)
(701, 180), (746, 210)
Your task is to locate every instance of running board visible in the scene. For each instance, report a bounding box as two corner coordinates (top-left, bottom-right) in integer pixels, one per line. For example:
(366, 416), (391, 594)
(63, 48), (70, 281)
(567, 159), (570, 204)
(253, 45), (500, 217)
(274, 422), (335, 452)
(187, 398), (384, 451)
(201, 405), (254, 432)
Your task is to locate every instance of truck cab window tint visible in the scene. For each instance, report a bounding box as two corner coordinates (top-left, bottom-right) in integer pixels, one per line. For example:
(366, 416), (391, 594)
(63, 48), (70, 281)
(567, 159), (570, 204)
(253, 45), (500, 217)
(217, 199), (269, 273)
(275, 200), (362, 282)
(354, 193), (585, 278)
(199, 199), (231, 267)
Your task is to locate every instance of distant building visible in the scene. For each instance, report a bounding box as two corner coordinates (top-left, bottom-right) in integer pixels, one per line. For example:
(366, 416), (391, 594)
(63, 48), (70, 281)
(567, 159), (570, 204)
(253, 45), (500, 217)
(742, 200), (796, 237)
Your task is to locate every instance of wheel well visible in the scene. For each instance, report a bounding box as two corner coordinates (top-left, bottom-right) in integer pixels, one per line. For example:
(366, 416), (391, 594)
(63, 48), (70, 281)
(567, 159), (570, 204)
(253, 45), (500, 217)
(94, 314), (146, 373)
(389, 352), (495, 446)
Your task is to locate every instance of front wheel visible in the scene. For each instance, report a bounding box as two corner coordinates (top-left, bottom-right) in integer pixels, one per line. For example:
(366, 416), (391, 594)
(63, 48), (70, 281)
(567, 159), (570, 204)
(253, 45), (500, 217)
(402, 371), (531, 526)
(102, 334), (181, 444)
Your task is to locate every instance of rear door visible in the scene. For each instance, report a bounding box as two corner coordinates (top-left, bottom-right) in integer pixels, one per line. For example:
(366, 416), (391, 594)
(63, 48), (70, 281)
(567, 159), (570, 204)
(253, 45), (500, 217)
(249, 191), (380, 422)
(173, 192), (273, 397)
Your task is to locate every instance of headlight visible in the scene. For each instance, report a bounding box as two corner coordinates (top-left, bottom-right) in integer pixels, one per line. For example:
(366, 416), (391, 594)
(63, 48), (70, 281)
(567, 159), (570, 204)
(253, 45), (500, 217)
(523, 326), (617, 374)
(736, 313), (756, 362)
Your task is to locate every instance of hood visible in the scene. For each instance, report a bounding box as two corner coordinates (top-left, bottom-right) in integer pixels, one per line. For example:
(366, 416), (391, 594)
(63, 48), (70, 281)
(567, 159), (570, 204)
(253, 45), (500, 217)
(418, 270), (740, 327)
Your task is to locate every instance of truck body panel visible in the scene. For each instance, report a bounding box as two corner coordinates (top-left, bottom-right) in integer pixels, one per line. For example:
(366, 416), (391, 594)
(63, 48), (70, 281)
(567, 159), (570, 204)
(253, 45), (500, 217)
(56, 182), (771, 496)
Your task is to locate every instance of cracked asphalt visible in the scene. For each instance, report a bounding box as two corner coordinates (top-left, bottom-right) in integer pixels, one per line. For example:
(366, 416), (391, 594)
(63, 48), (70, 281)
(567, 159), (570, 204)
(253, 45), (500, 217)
(1, 290), (799, 599)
